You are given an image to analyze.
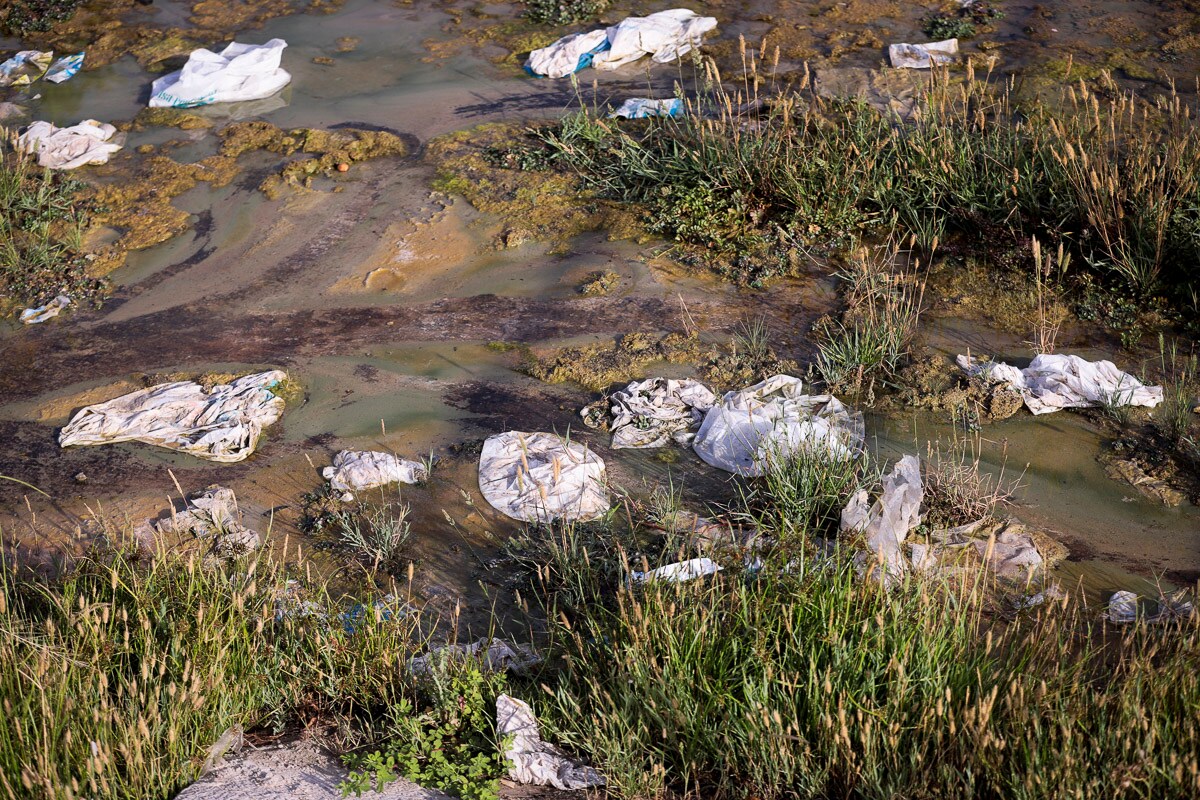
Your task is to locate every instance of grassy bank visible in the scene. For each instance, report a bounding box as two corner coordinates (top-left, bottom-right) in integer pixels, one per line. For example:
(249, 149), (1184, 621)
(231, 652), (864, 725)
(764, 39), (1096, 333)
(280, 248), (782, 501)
(533, 58), (1200, 328)
(0, 134), (98, 312)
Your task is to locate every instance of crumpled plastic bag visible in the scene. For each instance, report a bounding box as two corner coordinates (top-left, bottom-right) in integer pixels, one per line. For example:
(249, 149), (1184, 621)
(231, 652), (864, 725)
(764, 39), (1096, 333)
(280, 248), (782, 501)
(593, 8), (718, 71)
(149, 485), (261, 560)
(408, 637), (541, 676)
(525, 29), (609, 78)
(525, 8), (716, 77)
(19, 294), (70, 324)
(583, 377), (716, 449)
(478, 431), (610, 523)
(693, 375), (864, 476)
(610, 97), (684, 119)
(0, 51), (52, 87)
(841, 455), (922, 587)
(1105, 589), (1194, 624)
(888, 39), (959, 69)
(631, 557), (721, 584)
(321, 450), (427, 501)
(60, 371), (287, 463)
(18, 120), (122, 170)
(497, 694), (605, 790)
(149, 39), (290, 108)
(957, 353), (1163, 415)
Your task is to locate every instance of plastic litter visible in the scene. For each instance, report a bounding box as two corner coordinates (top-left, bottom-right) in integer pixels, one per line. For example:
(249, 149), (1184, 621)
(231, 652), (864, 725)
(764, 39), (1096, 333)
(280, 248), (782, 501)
(18, 120), (122, 169)
(19, 294), (70, 324)
(693, 375), (864, 477)
(631, 557), (721, 584)
(841, 455), (922, 587)
(150, 485), (261, 559)
(593, 9), (718, 71)
(321, 450), (427, 502)
(408, 638), (541, 676)
(59, 371), (287, 463)
(0, 51), (52, 87)
(610, 97), (684, 118)
(888, 39), (959, 69)
(150, 39), (290, 108)
(45, 52), (84, 83)
(525, 29), (609, 78)
(957, 353), (1163, 415)
(1105, 589), (1194, 624)
(525, 8), (716, 77)
(582, 377), (716, 449)
(497, 695), (605, 790)
(478, 431), (609, 523)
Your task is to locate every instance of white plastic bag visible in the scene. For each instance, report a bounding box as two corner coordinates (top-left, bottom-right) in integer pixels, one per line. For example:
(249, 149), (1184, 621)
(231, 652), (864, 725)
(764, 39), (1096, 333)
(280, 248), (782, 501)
(586, 377), (716, 449)
(693, 375), (864, 476)
(478, 432), (609, 523)
(321, 450), (426, 501)
(841, 455), (922, 587)
(610, 97), (684, 119)
(525, 29), (609, 78)
(19, 294), (71, 324)
(592, 8), (718, 71)
(957, 353), (1163, 415)
(497, 695), (605, 790)
(18, 120), (122, 170)
(150, 39), (290, 108)
(888, 39), (959, 69)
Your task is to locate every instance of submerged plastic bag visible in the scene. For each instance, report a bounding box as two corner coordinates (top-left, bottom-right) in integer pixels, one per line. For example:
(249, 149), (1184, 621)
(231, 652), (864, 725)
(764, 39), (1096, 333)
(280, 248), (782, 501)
(408, 638), (540, 676)
(888, 39), (959, 69)
(0, 51), (52, 87)
(478, 432), (609, 523)
(497, 695), (605, 790)
(19, 294), (70, 324)
(149, 39), (290, 108)
(610, 97), (684, 119)
(583, 377), (716, 449)
(321, 450), (427, 501)
(693, 375), (864, 476)
(45, 52), (84, 83)
(525, 29), (609, 78)
(18, 120), (122, 169)
(60, 371), (287, 463)
(592, 8), (718, 71)
(841, 455), (922, 587)
(957, 353), (1163, 415)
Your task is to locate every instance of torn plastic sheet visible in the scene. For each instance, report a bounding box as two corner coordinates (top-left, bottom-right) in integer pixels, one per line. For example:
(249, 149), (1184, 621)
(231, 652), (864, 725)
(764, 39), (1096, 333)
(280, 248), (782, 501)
(497, 695), (605, 790)
(693, 375), (864, 477)
(408, 638), (541, 676)
(45, 52), (84, 83)
(957, 353), (1163, 415)
(19, 294), (70, 324)
(0, 51), (52, 87)
(582, 377), (716, 449)
(60, 371), (287, 463)
(888, 39), (959, 69)
(841, 455), (922, 587)
(631, 557), (721, 584)
(321, 450), (427, 502)
(525, 29), (609, 78)
(525, 8), (716, 77)
(18, 120), (122, 169)
(610, 97), (684, 119)
(478, 431), (610, 523)
(150, 39), (290, 108)
(150, 485), (261, 559)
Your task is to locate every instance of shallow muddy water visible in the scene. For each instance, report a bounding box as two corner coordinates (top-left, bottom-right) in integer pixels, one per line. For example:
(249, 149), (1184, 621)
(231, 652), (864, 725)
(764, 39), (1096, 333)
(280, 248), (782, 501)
(2, 0), (1198, 622)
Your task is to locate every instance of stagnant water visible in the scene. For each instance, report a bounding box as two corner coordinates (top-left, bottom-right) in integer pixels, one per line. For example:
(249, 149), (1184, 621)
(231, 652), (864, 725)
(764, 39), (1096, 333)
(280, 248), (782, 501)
(1, 0), (1197, 624)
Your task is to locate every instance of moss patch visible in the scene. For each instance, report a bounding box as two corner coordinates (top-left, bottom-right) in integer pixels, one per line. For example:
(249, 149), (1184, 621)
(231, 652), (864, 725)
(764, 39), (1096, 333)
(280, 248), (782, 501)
(524, 332), (707, 391)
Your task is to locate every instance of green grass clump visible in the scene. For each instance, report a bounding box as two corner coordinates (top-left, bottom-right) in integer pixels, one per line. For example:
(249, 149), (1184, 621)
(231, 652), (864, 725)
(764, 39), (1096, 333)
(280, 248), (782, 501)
(0, 537), (512, 800)
(0, 134), (101, 310)
(527, 452), (1200, 799)
(541, 57), (1200, 311)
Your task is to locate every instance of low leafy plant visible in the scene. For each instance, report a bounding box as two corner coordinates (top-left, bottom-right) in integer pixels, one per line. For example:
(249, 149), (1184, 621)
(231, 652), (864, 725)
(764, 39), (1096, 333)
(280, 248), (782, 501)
(341, 661), (508, 800)
(523, 0), (609, 25)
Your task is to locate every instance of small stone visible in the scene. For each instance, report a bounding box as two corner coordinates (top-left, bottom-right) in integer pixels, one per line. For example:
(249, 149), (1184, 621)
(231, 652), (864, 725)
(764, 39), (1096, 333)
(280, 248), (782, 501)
(74, 472), (88, 484)
(336, 162), (349, 172)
